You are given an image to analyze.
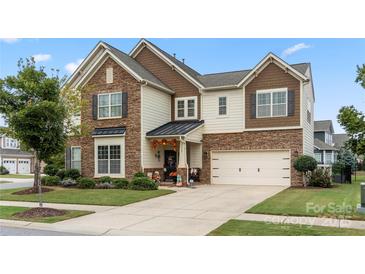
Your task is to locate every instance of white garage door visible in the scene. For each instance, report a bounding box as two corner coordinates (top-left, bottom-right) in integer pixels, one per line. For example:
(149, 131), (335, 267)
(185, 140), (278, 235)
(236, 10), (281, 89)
(18, 159), (30, 174)
(211, 150), (290, 186)
(3, 159), (16, 174)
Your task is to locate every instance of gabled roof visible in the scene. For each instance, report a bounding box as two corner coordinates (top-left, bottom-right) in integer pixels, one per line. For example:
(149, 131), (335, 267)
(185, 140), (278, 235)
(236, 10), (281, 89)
(0, 148), (34, 157)
(64, 41), (172, 94)
(146, 120), (204, 137)
(314, 138), (338, 151)
(314, 120), (334, 133)
(333, 133), (349, 149)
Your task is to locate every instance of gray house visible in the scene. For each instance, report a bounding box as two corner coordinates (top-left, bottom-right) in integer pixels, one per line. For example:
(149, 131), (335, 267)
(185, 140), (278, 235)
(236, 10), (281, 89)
(313, 120), (338, 166)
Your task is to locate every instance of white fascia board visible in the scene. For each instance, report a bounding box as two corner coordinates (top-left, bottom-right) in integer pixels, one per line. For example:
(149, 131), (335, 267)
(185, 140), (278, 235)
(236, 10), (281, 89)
(142, 80), (174, 95)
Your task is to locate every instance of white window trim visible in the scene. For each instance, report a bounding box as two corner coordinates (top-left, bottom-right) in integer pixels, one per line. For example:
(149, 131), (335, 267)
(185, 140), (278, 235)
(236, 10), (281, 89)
(94, 140), (124, 178)
(71, 146), (81, 171)
(256, 88), (288, 118)
(217, 96), (228, 117)
(3, 137), (19, 149)
(97, 92), (123, 120)
(175, 96), (198, 120)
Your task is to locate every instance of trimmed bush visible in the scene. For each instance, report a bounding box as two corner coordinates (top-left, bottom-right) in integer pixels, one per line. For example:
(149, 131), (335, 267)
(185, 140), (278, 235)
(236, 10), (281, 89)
(60, 178), (78, 187)
(129, 177), (158, 191)
(41, 175), (61, 186)
(56, 168), (66, 180)
(99, 176), (113, 184)
(0, 166), (9, 175)
(95, 182), (115, 189)
(309, 168), (332, 188)
(112, 178), (129, 189)
(77, 177), (95, 189)
(64, 168), (81, 180)
(133, 172), (146, 178)
(294, 155), (318, 174)
(44, 164), (59, 176)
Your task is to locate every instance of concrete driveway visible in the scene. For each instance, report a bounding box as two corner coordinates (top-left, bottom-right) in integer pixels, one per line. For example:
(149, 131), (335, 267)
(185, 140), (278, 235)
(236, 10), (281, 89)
(11, 184), (286, 236)
(0, 178), (34, 190)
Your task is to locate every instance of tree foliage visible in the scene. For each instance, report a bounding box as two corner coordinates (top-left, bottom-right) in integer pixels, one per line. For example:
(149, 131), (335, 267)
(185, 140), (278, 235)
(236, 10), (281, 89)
(294, 155), (318, 175)
(355, 64), (365, 89)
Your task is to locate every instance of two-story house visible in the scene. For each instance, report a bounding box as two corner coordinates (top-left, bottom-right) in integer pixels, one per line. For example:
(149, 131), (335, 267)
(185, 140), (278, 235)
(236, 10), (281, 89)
(0, 130), (35, 174)
(65, 39), (315, 186)
(313, 120), (339, 166)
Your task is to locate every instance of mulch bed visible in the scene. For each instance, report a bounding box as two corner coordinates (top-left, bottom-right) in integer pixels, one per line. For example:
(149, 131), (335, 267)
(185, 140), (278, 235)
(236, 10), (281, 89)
(13, 187), (54, 195)
(13, 207), (67, 218)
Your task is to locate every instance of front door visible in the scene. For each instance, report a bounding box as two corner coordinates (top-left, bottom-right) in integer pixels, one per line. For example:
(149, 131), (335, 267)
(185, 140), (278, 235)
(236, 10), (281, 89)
(164, 150), (177, 182)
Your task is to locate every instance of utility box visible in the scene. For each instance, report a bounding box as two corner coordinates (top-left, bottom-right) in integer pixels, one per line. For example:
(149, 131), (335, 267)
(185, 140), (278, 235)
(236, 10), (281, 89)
(362, 183), (365, 207)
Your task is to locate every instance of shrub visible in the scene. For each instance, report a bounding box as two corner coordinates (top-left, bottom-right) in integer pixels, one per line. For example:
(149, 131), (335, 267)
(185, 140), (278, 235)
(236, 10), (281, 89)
(56, 168), (66, 180)
(129, 177), (158, 191)
(60, 178), (78, 187)
(44, 164), (59, 176)
(99, 176), (113, 184)
(41, 175), (61, 186)
(294, 155), (317, 186)
(77, 177), (95, 189)
(95, 182), (115, 189)
(0, 166), (9, 175)
(64, 168), (81, 180)
(133, 172), (146, 178)
(331, 162), (344, 175)
(309, 168), (332, 188)
(112, 178), (129, 189)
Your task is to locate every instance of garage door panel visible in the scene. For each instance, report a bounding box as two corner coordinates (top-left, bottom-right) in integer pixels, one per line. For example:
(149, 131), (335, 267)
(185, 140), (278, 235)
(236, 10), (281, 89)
(211, 150), (290, 186)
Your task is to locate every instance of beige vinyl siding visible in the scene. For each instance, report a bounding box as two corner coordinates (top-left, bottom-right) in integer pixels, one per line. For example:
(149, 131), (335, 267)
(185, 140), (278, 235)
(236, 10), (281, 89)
(189, 143), (202, 168)
(186, 126), (203, 143)
(141, 85), (171, 168)
(302, 68), (314, 157)
(202, 89), (244, 133)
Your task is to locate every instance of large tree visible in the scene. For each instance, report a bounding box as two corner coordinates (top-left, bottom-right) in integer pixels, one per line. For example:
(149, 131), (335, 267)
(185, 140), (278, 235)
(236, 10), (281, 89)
(0, 58), (67, 205)
(338, 63), (365, 156)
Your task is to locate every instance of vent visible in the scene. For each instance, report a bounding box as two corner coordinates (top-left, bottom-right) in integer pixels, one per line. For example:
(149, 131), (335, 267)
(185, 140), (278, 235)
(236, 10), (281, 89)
(106, 67), (113, 84)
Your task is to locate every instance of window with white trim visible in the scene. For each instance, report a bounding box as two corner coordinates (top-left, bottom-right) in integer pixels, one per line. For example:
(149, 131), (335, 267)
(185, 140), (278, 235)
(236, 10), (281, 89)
(4, 137), (19, 149)
(97, 145), (121, 174)
(71, 147), (81, 171)
(218, 96), (227, 116)
(98, 92), (122, 119)
(175, 96), (197, 120)
(257, 89), (287, 118)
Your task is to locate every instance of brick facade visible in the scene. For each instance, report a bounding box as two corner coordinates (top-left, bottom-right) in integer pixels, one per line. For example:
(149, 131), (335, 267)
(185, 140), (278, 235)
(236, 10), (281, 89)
(135, 47), (201, 120)
(245, 62), (301, 128)
(200, 129), (304, 186)
(68, 57), (142, 179)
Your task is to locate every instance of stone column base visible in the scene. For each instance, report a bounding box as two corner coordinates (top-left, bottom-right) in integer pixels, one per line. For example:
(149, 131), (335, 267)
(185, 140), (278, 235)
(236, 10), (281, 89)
(177, 168), (188, 186)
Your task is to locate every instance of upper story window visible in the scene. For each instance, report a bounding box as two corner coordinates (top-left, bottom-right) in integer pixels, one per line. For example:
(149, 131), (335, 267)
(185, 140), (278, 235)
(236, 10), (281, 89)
(218, 97), (227, 116)
(257, 88), (287, 118)
(98, 92), (122, 119)
(3, 137), (19, 149)
(325, 132), (333, 145)
(175, 96), (197, 120)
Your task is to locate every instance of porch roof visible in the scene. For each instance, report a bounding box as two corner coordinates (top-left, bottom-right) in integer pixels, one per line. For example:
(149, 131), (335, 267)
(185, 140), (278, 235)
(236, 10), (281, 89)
(146, 120), (204, 137)
(92, 127), (126, 137)
(314, 138), (338, 151)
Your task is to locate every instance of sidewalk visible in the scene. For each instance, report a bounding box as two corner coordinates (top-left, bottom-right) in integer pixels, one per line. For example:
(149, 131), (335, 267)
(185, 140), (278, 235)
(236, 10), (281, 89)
(236, 213), (365, 230)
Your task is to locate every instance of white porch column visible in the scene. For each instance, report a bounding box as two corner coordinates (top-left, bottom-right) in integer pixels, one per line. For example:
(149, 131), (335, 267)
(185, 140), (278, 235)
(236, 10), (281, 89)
(178, 138), (188, 168)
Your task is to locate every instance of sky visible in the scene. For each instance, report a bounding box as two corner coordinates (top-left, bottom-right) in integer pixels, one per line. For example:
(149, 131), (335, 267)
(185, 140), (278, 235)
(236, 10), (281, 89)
(0, 38), (364, 133)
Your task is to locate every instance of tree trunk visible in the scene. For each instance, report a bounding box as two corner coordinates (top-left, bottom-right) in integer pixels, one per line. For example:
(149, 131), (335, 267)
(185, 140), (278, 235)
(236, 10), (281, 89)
(34, 153), (43, 207)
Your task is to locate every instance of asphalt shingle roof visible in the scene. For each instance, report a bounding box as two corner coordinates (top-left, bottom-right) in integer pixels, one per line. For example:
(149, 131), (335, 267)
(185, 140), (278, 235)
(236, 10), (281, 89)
(0, 148), (34, 157)
(333, 133), (349, 149)
(314, 138), (338, 151)
(92, 127), (126, 136)
(146, 120), (204, 137)
(314, 120), (334, 133)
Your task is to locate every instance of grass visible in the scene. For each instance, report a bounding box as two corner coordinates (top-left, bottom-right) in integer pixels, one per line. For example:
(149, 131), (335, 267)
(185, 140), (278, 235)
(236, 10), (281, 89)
(247, 175), (365, 220)
(208, 219), (365, 236)
(0, 187), (175, 206)
(0, 205), (92, 223)
(0, 181), (13, 184)
(0, 174), (34, 179)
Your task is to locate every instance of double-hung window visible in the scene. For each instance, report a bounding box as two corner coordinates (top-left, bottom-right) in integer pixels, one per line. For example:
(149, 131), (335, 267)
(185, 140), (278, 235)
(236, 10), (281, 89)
(175, 96), (197, 120)
(97, 145), (121, 174)
(71, 147), (81, 171)
(4, 138), (19, 149)
(218, 97), (227, 116)
(257, 89), (287, 118)
(98, 92), (122, 119)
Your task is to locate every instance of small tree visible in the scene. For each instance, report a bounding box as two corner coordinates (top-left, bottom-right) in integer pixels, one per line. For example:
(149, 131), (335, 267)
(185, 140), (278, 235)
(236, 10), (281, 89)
(294, 155), (317, 187)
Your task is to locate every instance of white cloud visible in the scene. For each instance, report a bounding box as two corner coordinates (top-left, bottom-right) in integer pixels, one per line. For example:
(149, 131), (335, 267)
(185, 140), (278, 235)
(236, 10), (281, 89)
(65, 59), (84, 73)
(282, 43), (311, 57)
(0, 38), (20, 44)
(32, 53), (51, 62)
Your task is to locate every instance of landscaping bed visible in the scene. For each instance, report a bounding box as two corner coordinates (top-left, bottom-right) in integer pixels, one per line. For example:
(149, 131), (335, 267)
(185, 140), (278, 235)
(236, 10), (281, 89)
(208, 219), (365, 236)
(0, 205), (92, 223)
(247, 175), (365, 220)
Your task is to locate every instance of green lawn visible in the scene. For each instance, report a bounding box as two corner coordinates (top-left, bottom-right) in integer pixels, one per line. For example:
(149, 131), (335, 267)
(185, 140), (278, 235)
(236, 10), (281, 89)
(208, 219), (365, 236)
(0, 187), (175, 206)
(247, 175), (365, 220)
(0, 205), (92, 223)
(0, 174), (34, 179)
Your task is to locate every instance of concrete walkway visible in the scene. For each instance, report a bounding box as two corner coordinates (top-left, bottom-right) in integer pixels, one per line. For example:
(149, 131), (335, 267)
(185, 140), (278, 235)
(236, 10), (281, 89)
(0, 184), (286, 235)
(236, 213), (365, 230)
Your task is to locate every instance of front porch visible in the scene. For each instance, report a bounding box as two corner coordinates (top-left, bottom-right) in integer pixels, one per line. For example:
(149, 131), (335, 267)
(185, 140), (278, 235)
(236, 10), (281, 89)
(144, 120), (204, 186)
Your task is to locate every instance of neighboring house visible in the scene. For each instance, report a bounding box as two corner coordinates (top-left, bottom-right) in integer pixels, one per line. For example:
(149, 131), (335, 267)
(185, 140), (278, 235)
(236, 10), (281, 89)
(0, 132), (35, 174)
(333, 133), (349, 150)
(313, 120), (339, 166)
(65, 39), (315, 186)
